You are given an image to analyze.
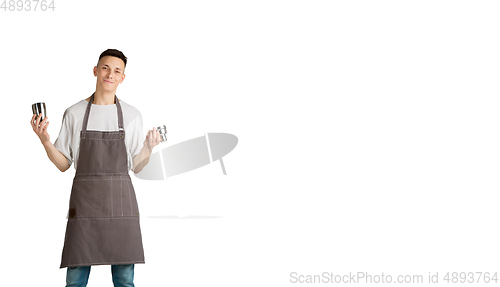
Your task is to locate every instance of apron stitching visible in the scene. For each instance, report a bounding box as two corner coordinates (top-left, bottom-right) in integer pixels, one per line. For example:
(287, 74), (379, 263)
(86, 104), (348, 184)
(68, 216), (139, 220)
(81, 138), (123, 141)
(64, 260), (145, 267)
(120, 178), (123, 216)
(111, 176), (113, 218)
(128, 181), (133, 216)
(74, 178), (130, 181)
(74, 173), (130, 176)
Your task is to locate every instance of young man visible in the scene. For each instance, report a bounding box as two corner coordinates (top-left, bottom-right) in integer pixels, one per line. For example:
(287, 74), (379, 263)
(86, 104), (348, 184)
(30, 49), (161, 287)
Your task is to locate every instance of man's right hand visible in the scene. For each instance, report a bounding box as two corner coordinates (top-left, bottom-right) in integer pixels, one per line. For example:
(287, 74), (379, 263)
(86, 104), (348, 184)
(30, 113), (50, 144)
(30, 113), (70, 172)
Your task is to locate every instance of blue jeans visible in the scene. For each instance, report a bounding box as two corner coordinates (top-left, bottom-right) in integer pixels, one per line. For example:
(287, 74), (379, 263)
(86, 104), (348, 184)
(66, 264), (135, 287)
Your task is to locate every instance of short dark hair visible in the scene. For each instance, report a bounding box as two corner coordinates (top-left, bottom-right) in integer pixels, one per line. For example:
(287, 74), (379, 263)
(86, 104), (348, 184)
(98, 49), (127, 67)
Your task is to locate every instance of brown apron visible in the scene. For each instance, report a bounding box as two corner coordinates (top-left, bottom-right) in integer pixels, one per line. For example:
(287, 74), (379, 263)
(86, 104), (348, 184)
(60, 94), (145, 268)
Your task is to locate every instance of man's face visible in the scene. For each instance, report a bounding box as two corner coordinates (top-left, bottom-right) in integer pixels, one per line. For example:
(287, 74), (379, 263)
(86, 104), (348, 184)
(93, 56), (126, 92)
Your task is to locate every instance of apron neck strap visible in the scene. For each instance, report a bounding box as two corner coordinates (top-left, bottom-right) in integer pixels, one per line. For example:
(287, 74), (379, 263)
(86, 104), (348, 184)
(82, 93), (125, 132)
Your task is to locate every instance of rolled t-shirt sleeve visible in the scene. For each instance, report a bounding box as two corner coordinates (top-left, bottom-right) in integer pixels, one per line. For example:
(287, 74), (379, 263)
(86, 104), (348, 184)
(129, 113), (144, 160)
(53, 109), (74, 167)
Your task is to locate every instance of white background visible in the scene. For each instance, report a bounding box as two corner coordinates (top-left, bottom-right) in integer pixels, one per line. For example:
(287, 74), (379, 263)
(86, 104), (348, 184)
(1, 0), (499, 286)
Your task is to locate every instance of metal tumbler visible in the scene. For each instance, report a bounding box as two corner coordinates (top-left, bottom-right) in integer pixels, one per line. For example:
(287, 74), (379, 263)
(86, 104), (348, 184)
(157, 125), (167, 142)
(32, 102), (47, 121)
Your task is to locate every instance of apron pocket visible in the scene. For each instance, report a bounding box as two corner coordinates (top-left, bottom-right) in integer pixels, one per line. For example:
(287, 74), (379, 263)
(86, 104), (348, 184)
(111, 177), (140, 217)
(70, 177), (113, 218)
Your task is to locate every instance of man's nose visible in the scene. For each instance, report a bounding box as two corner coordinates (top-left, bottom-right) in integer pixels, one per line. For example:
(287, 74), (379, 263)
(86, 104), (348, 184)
(105, 71), (113, 79)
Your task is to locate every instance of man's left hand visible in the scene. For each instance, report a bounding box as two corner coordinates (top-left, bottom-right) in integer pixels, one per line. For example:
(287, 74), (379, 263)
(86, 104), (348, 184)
(144, 127), (161, 152)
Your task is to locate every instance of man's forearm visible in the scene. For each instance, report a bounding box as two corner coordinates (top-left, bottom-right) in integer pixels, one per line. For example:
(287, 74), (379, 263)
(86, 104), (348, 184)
(42, 141), (70, 172)
(132, 145), (153, 174)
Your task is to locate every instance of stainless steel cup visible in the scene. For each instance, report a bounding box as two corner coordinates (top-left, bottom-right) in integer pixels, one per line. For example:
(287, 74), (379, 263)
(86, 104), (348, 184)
(32, 102), (47, 121)
(157, 125), (167, 142)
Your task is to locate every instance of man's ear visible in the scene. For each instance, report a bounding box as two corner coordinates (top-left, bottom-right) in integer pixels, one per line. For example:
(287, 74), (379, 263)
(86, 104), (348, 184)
(93, 66), (97, 76)
(120, 73), (126, 83)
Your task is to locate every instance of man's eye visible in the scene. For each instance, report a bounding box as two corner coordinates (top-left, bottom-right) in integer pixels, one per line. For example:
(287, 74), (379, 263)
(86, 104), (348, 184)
(116, 71), (120, 74)
(102, 67), (107, 70)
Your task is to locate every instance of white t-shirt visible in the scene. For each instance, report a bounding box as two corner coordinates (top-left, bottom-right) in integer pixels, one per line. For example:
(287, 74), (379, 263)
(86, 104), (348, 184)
(54, 99), (144, 171)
